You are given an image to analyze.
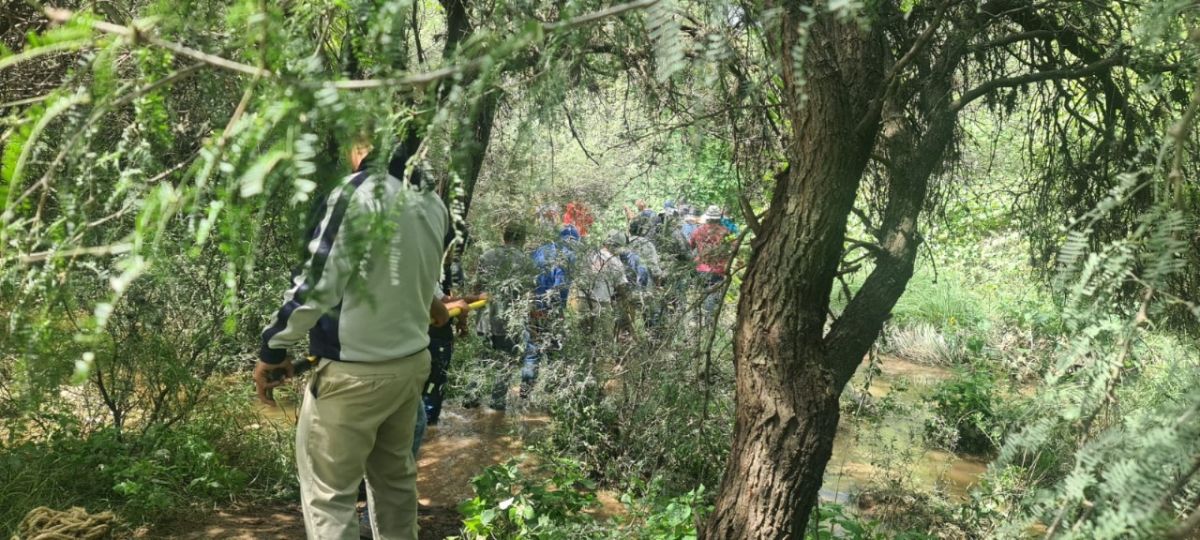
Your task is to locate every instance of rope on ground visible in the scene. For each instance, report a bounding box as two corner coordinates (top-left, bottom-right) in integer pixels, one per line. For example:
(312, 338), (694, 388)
(12, 507), (115, 540)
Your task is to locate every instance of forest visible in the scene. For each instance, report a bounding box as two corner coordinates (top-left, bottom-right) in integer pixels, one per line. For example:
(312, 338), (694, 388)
(1, 0), (1199, 538)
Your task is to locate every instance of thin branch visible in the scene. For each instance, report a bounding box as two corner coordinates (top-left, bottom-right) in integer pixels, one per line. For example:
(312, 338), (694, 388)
(0, 93), (54, 110)
(45, 9), (269, 77)
(543, 0), (659, 31)
(9, 63), (204, 220)
(563, 103), (602, 166)
(1160, 454), (1200, 513)
(1166, 28), (1200, 201)
(969, 29), (1055, 51)
(20, 242), (133, 264)
(700, 226), (751, 424)
(46, 0), (660, 90)
(411, 2), (426, 65)
(857, 1), (949, 135)
(951, 52), (1125, 113)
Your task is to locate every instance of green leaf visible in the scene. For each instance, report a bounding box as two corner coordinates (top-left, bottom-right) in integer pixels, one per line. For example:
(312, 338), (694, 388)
(1, 90), (90, 214)
(0, 19), (94, 71)
(238, 150), (288, 198)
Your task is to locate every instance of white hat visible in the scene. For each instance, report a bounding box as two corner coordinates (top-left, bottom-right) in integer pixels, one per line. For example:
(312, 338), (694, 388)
(704, 205), (722, 222)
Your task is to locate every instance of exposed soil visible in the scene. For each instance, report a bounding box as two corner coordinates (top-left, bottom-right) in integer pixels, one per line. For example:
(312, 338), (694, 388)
(150, 401), (551, 539)
(147, 502), (461, 539)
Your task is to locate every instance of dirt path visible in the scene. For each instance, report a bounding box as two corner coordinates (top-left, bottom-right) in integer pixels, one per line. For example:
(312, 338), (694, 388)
(154, 501), (461, 539)
(153, 405), (546, 539)
(154, 355), (982, 538)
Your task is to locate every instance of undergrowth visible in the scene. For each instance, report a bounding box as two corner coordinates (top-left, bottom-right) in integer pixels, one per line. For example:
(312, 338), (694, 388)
(0, 386), (296, 533)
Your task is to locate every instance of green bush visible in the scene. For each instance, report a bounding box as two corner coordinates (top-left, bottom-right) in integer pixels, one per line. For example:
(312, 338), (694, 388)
(457, 458), (600, 540)
(620, 485), (710, 540)
(924, 368), (1014, 455)
(0, 388), (296, 532)
(804, 503), (934, 540)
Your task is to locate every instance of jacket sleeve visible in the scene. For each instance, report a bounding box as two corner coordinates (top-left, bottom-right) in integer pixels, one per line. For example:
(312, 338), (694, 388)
(259, 179), (365, 363)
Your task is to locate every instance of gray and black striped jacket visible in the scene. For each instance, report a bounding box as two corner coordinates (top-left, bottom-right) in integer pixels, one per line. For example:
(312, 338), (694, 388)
(259, 161), (448, 365)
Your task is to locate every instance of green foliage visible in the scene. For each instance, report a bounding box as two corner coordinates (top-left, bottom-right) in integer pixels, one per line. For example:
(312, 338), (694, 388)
(457, 458), (599, 539)
(924, 368), (1016, 455)
(0, 388), (295, 532)
(2, 0), (1198, 537)
(523, 296), (735, 494)
(890, 270), (985, 334)
(803, 503), (933, 540)
(645, 0), (685, 83)
(629, 486), (708, 540)
(614, 482), (705, 537)
(961, 93), (1200, 538)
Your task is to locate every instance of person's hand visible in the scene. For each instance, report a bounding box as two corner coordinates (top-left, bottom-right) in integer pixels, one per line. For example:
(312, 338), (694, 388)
(456, 313), (471, 337)
(445, 299), (470, 314)
(431, 298), (451, 327)
(253, 358), (294, 406)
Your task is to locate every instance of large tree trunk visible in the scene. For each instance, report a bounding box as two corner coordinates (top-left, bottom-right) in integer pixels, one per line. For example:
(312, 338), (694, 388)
(703, 11), (886, 538)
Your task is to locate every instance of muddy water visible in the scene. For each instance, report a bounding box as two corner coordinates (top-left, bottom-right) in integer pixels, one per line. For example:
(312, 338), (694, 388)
(414, 407), (545, 506)
(822, 356), (989, 504)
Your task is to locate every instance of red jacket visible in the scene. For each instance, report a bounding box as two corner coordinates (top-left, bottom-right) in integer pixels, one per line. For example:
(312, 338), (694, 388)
(563, 202), (594, 237)
(689, 222), (730, 275)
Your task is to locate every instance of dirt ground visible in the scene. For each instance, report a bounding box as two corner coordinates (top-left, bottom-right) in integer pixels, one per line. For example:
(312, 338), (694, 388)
(147, 503), (304, 539)
(148, 502), (461, 539)
(147, 406), (544, 539)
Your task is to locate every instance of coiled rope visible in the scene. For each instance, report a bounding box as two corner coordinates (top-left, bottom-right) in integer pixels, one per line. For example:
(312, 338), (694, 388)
(13, 507), (114, 540)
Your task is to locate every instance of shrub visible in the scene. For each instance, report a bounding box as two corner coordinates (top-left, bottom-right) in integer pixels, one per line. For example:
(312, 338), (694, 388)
(882, 323), (955, 365)
(620, 485), (711, 540)
(924, 368), (1014, 455)
(457, 458), (601, 540)
(803, 503), (935, 540)
(0, 387), (296, 533)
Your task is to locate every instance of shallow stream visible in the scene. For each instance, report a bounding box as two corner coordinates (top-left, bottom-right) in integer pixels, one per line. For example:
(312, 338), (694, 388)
(824, 356), (989, 504)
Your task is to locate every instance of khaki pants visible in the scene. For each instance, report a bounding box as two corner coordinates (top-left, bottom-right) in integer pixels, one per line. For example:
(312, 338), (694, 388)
(296, 350), (431, 540)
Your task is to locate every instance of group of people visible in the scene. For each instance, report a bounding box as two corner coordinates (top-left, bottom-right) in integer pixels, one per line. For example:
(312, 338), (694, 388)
(250, 138), (737, 540)
(464, 198), (737, 406)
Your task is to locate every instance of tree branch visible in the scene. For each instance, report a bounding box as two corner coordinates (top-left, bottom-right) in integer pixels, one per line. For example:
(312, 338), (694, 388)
(46, 0), (661, 90)
(951, 52), (1125, 112)
(19, 242), (133, 264)
(543, 0), (659, 31)
(563, 102), (601, 166)
(969, 29), (1055, 51)
(857, 1), (949, 135)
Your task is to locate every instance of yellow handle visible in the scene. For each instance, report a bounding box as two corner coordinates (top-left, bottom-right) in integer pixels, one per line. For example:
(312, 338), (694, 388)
(444, 298), (488, 320)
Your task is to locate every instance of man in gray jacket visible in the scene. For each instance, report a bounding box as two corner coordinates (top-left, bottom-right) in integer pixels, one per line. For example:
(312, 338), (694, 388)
(253, 141), (448, 540)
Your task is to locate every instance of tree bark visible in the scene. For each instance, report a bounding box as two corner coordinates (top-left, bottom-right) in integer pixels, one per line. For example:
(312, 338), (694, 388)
(703, 11), (886, 538)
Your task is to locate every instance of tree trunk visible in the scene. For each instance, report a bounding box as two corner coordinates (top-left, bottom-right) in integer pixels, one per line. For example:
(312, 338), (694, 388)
(451, 90), (499, 217)
(703, 11), (886, 539)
